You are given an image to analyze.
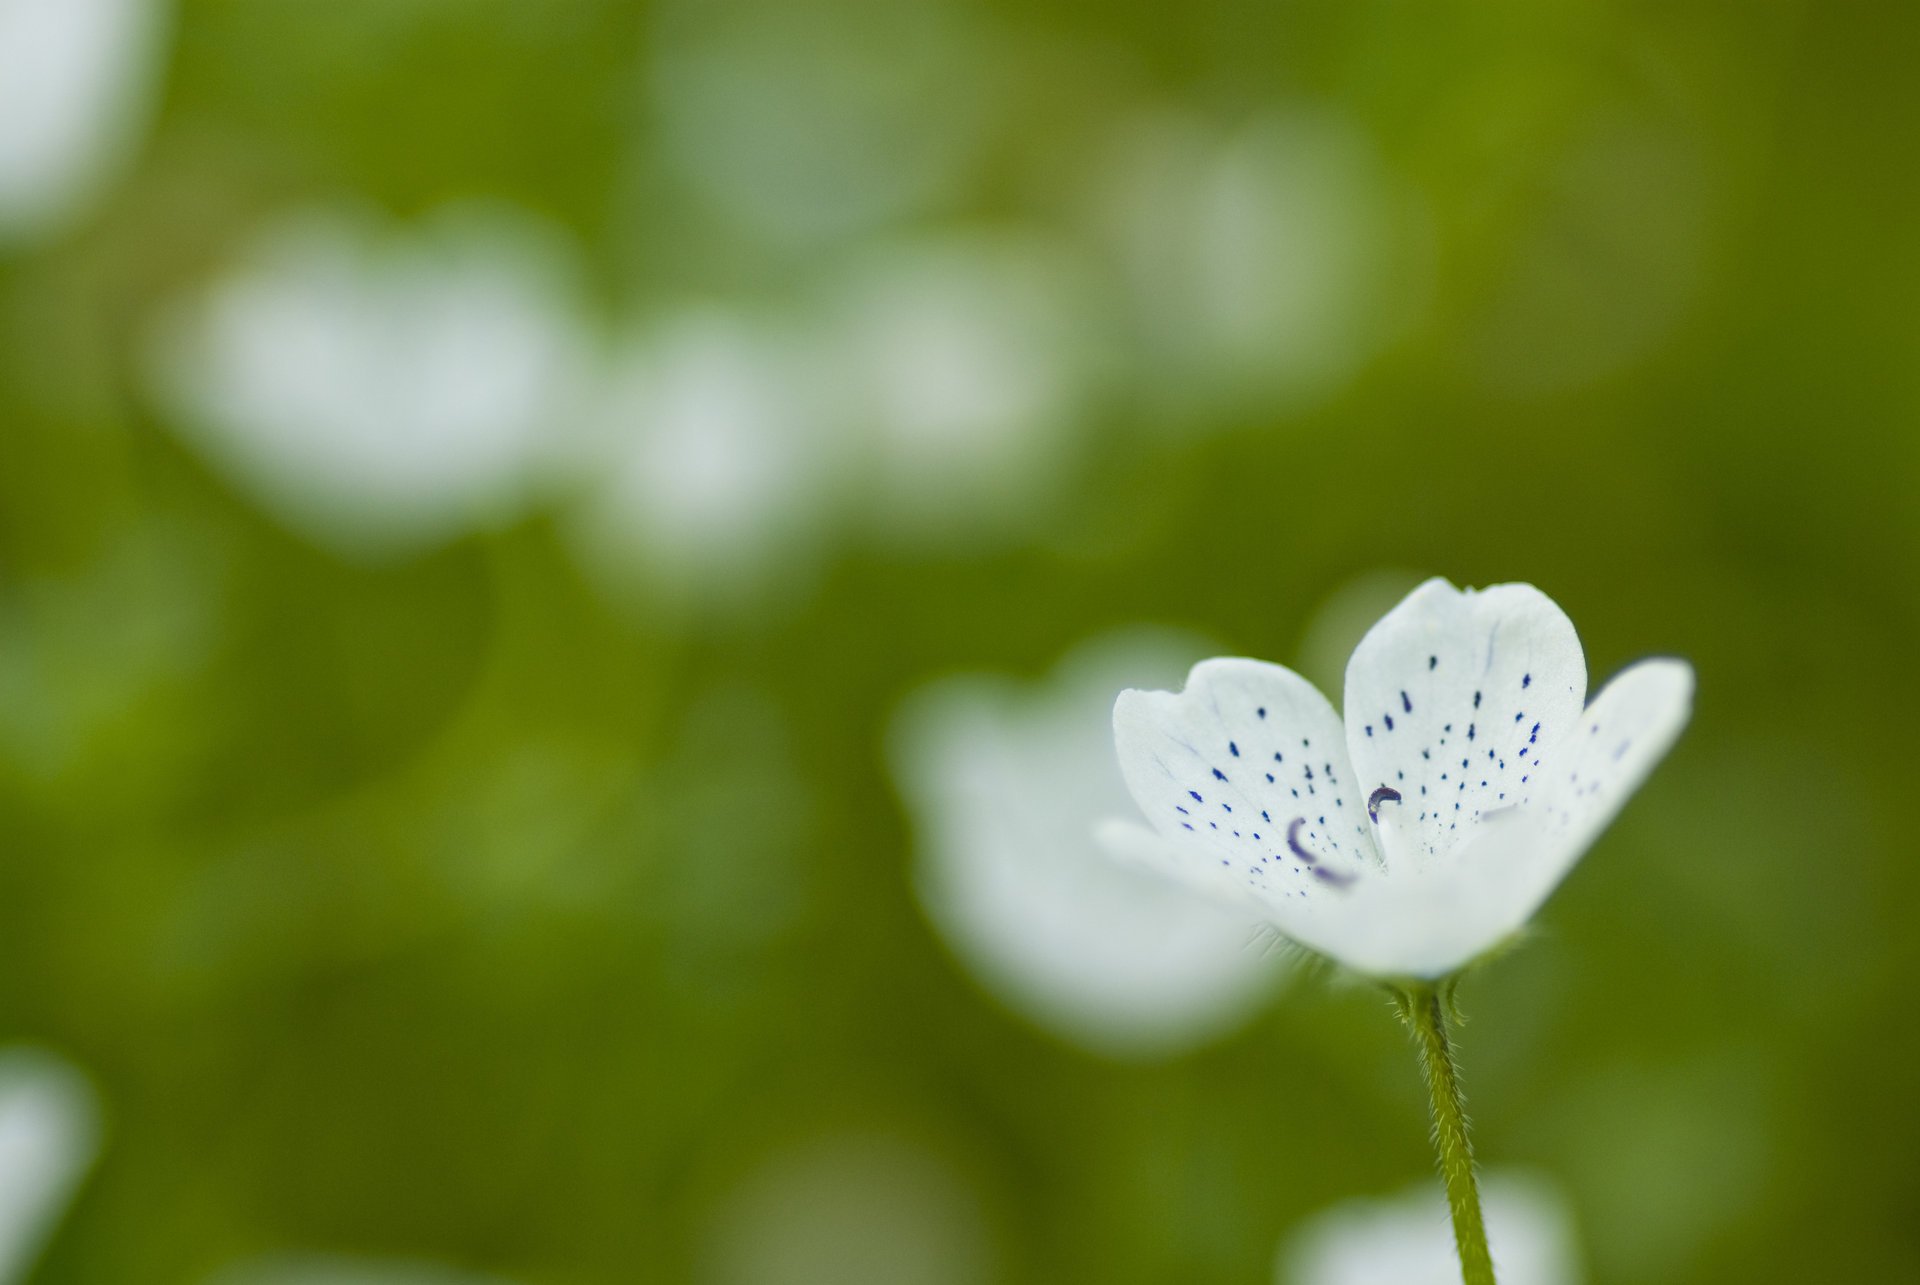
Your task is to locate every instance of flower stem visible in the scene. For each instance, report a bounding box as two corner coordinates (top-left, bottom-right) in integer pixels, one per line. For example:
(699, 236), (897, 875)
(1394, 983), (1496, 1285)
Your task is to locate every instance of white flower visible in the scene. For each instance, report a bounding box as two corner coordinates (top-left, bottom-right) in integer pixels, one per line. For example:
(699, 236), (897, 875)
(648, 0), (995, 247)
(1088, 108), (1411, 420)
(0, 0), (169, 243)
(824, 231), (1101, 541)
(146, 203), (591, 558)
(567, 308), (844, 604)
(0, 1049), (100, 1285)
(891, 633), (1284, 1057)
(1101, 579), (1693, 979)
(1279, 1171), (1582, 1285)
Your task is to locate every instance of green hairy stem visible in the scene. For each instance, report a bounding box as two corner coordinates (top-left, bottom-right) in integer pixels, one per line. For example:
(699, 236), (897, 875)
(1394, 983), (1496, 1285)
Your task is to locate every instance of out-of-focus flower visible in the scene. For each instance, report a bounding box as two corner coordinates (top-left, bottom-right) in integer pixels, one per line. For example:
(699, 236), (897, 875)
(892, 633), (1284, 1057)
(700, 1132), (996, 1285)
(0, 0), (169, 244)
(1102, 579), (1693, 979)
(146, 203), (592, 558)
(1278, 1172), (1582, 1285)
(1089, 108), (1413, 420)
(650, 0), (997, 247)
(567, 308), (844, 605)
(0, 1050), (100, 1285)
(824, 231), (1104, 542)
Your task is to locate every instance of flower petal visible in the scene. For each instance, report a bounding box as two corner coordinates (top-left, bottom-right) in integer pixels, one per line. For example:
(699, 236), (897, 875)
(1096, 817), (1394, 971)
(1390, 657), (1695, 975)
(1113, 658), (1379, 915)
(1344, 579), (1586, 872)
(1509, 656), (1695, 883)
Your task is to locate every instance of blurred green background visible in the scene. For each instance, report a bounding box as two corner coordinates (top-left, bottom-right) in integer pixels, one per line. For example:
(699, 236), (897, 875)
(1, 1), (1916, 1282)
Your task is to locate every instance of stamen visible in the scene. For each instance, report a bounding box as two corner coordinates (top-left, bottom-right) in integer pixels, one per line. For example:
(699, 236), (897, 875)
(1367, 785), (1403, 824)
(1285, 817), (1356, 888)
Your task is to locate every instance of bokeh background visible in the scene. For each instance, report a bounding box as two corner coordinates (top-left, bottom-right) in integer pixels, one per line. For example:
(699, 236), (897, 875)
(2, 1), (1916, 1282)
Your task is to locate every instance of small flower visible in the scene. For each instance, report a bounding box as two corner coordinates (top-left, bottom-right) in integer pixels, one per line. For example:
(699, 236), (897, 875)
(569, 308), (844, 605)
(146, 203), (591, 559)
(0, 1048), (99, 1282)
(1278, 1170), (1583, 1285)
(891, 633), (1285, 1056)
(0, 0), (169, 244)
(1100, 579), (1693, 979)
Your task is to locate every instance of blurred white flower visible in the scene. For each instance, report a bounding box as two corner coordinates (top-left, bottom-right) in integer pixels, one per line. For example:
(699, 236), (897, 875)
(824, 231), (1103, 541)
(0, 1049), (101, 1285)
(147, 203), (593, 558)
(891, 632), (1285, 1058)
(206, 1260), (516, 1285)
(650, 0), (997, 246)
(1279, 1172), (1582, 1285)
(1090, 108), (1412, 419)
(567, 308), (844, 604)
(0, 0), (169, 243)
(1103, 579), (1693, 979)
(701, 1132), (995, 1285)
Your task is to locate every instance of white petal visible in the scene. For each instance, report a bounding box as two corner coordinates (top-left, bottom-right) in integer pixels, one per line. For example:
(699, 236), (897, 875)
(1093, 817), (1269, 911)
(1096, 819), (1423, 976)
(1344, 579), (1586, 873)
(0, 1049), (99, 1283)
(1114, 658), (1380, 919)
(1387, 658), (1695, 975)
(1490, 657), (1694, 897)
(1308, 808), (1561, 977)
(1279, 1169), (1583, 1285)
(0, 0), (168, 242)
(146, 204), (590, 558)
